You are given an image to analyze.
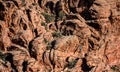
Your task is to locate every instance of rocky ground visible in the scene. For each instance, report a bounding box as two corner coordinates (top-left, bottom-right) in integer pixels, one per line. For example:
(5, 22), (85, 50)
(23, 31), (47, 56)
(0, 0), (120, 72)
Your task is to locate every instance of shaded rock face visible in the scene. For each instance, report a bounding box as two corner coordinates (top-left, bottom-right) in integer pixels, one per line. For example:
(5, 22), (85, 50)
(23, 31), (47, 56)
(0, 0), (120, 72)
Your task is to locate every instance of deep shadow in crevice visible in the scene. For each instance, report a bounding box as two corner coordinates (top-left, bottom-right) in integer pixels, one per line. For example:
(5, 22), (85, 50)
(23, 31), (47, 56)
(49, 50), (55, 69)
(81, 58), (93, 72)
(46, 1), (54, 13)
(38, 0), (42, 7)
(49, 51), (55, 69)
(91, 34), (100, 41)
(48, 40), (56, 69)
(12, 0), (19, 7)
(9, 27), (15, 34)
(66, 14), (79, 20)
(108, 11), (113, 24)
(0, 12), (5, 21)
(0, 2), (5, 11)
(54, 1), (62, 29)
(87, 23), (101, 31)
(0, 41), (4, 51)
(12, 38), (26, 47)
(2, 0), (19, 7)
(28, 40), (37, 59)
(7, 46), (18, 51)
(5, 53), (18, 72)
(22, 61), (28, 72)
(59, 22), (76, 36)
(68, 0), (77, 13)
(42, 51), (46, 64)
(80, 10), (92, 20)
(55, 1), (62, 17)
(20, 18), (28, 30)
(69, 7), (77, 13)
(88, 39), (94, 50)
(26, 9), (32, 22)
(34, 29), (39, 37)
(62, 29), (73, 36)
(66, 58), (79, 69)
(0, 25), (2, 34)
(85, 0), (95, 8)
(80, 0), (95, 20)
(51, 40), (56, 49)
(23, 23), (27, 30)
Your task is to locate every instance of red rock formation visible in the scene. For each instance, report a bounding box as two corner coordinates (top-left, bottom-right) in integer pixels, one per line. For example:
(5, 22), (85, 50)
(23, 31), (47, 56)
(0, 0), (120, 72)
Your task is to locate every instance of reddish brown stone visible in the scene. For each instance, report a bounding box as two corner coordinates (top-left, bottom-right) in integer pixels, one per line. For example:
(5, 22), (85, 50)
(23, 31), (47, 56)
(0, 0), (120, 72)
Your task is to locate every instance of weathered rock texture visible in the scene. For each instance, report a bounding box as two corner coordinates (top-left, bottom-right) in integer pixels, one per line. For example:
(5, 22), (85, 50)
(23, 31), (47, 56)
(0, 0), (120, 72)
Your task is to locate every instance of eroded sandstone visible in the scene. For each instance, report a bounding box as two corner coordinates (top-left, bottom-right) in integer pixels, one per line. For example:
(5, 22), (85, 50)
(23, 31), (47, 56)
(0, 0), (120, 72)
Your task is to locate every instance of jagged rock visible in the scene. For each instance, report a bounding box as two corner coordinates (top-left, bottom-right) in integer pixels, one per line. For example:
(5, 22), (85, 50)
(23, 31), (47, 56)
(89, 0), (111, 19)
(0, 0), (120, 72)
(42, 35), (82, 71)
(105, 36), (120, 67)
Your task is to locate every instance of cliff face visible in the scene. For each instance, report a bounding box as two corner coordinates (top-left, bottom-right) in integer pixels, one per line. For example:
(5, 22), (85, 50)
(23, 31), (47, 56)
(0, 0), (120, 72)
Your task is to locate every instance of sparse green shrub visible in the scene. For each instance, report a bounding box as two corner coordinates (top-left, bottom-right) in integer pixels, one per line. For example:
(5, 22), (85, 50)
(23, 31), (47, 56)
(41, 22), (46, 26)
(111, 65), (120, 72)
(21, 0), (26, 6)
(66, 59), (79, 69)
(0, 52), (7, 63)
(48, 69), (52, 72)
(44, 38), (51, 50)
(58, 11), (66, 20)
(41, 22), (47, 30)
(41, 12), (55, 23)
(46, 43), (52, 50)
(52, 32), (62, 38)
(32, 2), (37, 6)
(46, 40), (56, 50)
(44, 38), (48, 44)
